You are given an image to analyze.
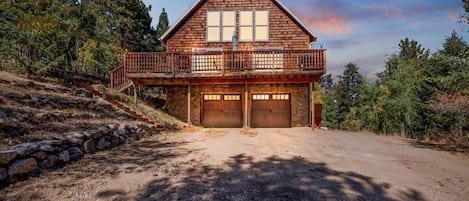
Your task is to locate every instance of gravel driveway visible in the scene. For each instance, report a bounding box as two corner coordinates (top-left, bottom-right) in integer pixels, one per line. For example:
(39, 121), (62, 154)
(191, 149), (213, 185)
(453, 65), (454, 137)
(2, 128), (469, 201)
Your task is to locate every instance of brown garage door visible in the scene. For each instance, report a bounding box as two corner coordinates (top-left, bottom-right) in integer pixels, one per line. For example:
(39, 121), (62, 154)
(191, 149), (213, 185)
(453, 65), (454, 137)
(203, 94), (243, 128)
(251, 94), (291, 128)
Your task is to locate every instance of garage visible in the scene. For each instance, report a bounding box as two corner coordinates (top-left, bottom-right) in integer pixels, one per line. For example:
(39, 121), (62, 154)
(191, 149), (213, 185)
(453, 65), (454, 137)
(251, 94), (291, 128)
(202, 94), (243, 128)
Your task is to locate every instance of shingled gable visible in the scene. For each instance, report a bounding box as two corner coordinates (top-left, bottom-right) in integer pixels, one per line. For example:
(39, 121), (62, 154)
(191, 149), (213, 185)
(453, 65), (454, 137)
(160, 0), (317, 43)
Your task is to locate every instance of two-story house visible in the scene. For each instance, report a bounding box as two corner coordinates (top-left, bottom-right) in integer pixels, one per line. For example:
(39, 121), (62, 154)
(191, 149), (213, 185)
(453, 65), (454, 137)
(110, 0), (326, 128)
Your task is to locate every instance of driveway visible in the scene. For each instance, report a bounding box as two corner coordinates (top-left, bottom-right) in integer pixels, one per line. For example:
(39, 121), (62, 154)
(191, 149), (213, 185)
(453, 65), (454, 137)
(2, 128), (469, 201)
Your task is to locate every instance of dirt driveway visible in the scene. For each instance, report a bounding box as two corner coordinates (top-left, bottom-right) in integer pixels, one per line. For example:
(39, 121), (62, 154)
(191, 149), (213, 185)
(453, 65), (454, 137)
(2, 128), (469, 201)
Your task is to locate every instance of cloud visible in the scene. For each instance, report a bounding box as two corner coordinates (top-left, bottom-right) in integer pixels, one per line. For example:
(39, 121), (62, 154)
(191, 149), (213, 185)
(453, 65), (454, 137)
(301, 15), (351, 35)
(323, 39), (361, 49)
(448, 12), (459, 22)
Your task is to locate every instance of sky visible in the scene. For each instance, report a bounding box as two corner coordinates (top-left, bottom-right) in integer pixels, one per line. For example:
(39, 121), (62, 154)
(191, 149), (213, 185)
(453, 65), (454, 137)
(142, 0), (468, 80)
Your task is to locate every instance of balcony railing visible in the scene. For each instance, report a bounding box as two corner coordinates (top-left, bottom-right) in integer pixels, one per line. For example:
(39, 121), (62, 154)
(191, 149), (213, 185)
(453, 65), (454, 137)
(124, 49), (326, 76)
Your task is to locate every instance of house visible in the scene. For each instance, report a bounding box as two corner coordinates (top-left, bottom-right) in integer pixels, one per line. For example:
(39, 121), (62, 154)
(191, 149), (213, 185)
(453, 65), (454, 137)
(110, 0), (326, 128)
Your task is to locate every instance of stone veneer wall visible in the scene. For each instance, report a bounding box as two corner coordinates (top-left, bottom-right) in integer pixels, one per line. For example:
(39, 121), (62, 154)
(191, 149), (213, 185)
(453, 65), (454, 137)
(165, 84), (310, 127)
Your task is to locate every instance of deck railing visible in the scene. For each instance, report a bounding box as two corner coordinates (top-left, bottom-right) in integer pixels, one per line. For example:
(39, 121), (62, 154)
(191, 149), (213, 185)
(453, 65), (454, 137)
(110, 65), (132, 91)
(124, 49), (326, 75)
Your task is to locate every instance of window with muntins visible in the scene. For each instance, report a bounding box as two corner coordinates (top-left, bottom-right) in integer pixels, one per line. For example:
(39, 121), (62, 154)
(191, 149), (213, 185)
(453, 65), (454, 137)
(240, 10), (269, 42)
(207, 11), (236, 42)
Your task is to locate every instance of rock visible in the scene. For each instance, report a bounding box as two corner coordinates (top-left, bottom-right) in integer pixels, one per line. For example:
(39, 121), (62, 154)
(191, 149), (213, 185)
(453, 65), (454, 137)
(85, 126), (109, 139)
(0, 110), (7, 118)
(40, 155), (58, 169)
(65, 135), (83, 145)
(7, 158), (38, 177)
(30, 151), (47, 160)
(39, 140), (63, 146)
(66, 131), (85, 139)
(107, 124), (118, 130)
(37, 143), (54, 152)
(96, 138), (107, 150)
(83, 140), (96, 154)
(116, 126), (128, 136)
(0, 167), (7, 181)
(12, 143), (39, 157)
(0, 150), (17, 166)
(110, 137), (120, 148)
(58, 151), (70, 163)
(68, 147), (83, 161)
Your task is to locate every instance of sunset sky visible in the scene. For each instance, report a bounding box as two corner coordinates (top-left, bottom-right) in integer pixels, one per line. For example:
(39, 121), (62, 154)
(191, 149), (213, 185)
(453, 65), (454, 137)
(143, 0), (468, 80)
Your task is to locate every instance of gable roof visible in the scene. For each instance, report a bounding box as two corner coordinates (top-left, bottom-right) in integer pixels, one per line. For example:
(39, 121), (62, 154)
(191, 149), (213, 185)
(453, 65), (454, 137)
(160, 0), (317, 43)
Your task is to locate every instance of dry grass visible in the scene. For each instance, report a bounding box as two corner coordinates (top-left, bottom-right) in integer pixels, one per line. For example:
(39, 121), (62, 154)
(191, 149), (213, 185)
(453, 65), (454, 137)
(94, 84), (185, 130)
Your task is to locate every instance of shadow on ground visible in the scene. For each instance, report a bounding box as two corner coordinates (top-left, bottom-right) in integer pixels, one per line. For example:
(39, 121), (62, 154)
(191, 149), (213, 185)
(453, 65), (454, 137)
(409, 140), (469, 155)
(98, 154), (426, 201)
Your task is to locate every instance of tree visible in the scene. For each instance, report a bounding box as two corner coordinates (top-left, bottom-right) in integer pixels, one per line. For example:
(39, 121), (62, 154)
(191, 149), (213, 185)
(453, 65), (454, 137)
(156, 8), (169, 37)
(334, 63), (364, 129)
(463, 0), (469, 25)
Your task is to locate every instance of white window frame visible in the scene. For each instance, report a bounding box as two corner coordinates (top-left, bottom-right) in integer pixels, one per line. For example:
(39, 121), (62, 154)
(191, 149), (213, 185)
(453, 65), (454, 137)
(207, 11), (236, 42)
(206, 11), (221, 42)
(254, 10), (269, 41)
(239, 10), (269, 42)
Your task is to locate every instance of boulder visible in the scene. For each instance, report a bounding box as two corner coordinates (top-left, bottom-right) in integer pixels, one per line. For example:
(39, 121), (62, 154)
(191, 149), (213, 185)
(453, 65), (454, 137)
(68, 147), (83, 161)
(66, 131), (85, 139)
(0, 110), (7, 118)
(83, 139), (96, 154)
(0, 167), (7, 181)
(58, 150), (70, 163)
(37, 143), (54, 152)
(110, 137), (120, 148)
(96, 138), (107, 150)
(30, 151), (47, 160)
(40, 155), (58, 169)
(0, 150), (17, 166)
(65, 135), (83, 145)
(12, 143), (39, 157)
(39, 140), (63, 146)
(7, 158), (38, 177)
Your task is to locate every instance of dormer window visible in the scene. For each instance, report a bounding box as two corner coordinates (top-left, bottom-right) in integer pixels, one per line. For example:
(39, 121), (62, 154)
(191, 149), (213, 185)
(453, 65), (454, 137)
(207, 10), (269, 42)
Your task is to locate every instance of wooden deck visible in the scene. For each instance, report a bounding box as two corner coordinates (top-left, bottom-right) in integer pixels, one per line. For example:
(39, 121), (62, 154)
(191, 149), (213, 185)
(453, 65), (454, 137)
(111, 49), (326, 88)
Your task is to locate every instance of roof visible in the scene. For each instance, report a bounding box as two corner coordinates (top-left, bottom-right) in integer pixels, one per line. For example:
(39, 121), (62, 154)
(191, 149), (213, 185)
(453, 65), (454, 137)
(160, 0), (317, 43)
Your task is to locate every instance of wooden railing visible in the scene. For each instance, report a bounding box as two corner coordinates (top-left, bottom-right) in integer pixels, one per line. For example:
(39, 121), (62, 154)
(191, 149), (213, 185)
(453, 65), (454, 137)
(124, 49), (326, 75)
(110, 64), (132, 91)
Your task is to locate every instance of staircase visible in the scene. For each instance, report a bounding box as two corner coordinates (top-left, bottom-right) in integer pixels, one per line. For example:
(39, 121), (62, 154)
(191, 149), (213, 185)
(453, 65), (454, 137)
(80, 84), (165, 130)
(110, 64), (147, 95)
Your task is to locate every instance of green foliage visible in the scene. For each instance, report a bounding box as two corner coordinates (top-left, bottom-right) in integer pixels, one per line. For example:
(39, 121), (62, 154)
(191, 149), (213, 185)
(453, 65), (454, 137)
(0, 0), (167, 79)
(321, 33), (468, 142)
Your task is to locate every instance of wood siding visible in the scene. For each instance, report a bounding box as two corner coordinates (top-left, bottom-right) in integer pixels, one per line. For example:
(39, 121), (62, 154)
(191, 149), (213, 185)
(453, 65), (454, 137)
(165, 0), (312, 51)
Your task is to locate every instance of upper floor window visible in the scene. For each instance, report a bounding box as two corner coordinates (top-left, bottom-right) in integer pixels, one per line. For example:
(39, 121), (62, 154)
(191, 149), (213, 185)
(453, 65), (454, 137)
(208, 10), (269, 42)
(207, 11), (236, 42)
(240, 10), (269, 42)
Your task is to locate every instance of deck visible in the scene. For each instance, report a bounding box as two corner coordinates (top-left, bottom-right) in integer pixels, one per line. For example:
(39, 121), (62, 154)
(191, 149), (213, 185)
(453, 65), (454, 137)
(111, 49), (326, 88)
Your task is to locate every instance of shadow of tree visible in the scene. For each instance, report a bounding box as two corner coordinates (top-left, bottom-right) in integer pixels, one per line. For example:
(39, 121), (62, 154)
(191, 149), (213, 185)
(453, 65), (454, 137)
(409, 140), (469, 155)
(132, 154), (424, 201)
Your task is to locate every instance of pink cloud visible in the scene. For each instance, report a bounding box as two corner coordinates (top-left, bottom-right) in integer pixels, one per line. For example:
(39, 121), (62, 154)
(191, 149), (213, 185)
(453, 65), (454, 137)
(301, 14), (351, 35)
(448, 12), (458, 22)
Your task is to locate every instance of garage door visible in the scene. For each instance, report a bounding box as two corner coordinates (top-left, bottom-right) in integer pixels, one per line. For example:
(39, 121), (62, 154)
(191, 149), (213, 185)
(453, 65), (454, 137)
(203, 94), (243, 128)
(251, 94), (291, 128)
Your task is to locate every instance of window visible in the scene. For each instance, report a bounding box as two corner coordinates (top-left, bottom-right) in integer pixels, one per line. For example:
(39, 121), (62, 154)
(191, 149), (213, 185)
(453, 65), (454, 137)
(272, 94), (289, 100)
(207, 11), (236, 42)
(222, 11), (236, 42)
(224, 95), (241, 101)
(239, 11), (253, 41)
(253, 94), (270, 100)
(204, 95), (221, 101)
(255, 11), (269, 41)
(207, 11), (220, 42)
(253, 47), (283, 70)
(192, 48), (223, 72)
(239, 10), (269, 42)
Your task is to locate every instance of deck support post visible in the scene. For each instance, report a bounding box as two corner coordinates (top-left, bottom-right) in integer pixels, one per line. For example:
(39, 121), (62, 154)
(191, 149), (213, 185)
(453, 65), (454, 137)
(244, 82), (249, 128)
(310, 82), (315, 130)
(132, 81), (137, 104)
(187, 84), (191, 127)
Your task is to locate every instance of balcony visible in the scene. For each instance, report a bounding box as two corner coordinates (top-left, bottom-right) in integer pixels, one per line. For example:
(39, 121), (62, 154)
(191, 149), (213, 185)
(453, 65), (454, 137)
(113, 49), (326, 87)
